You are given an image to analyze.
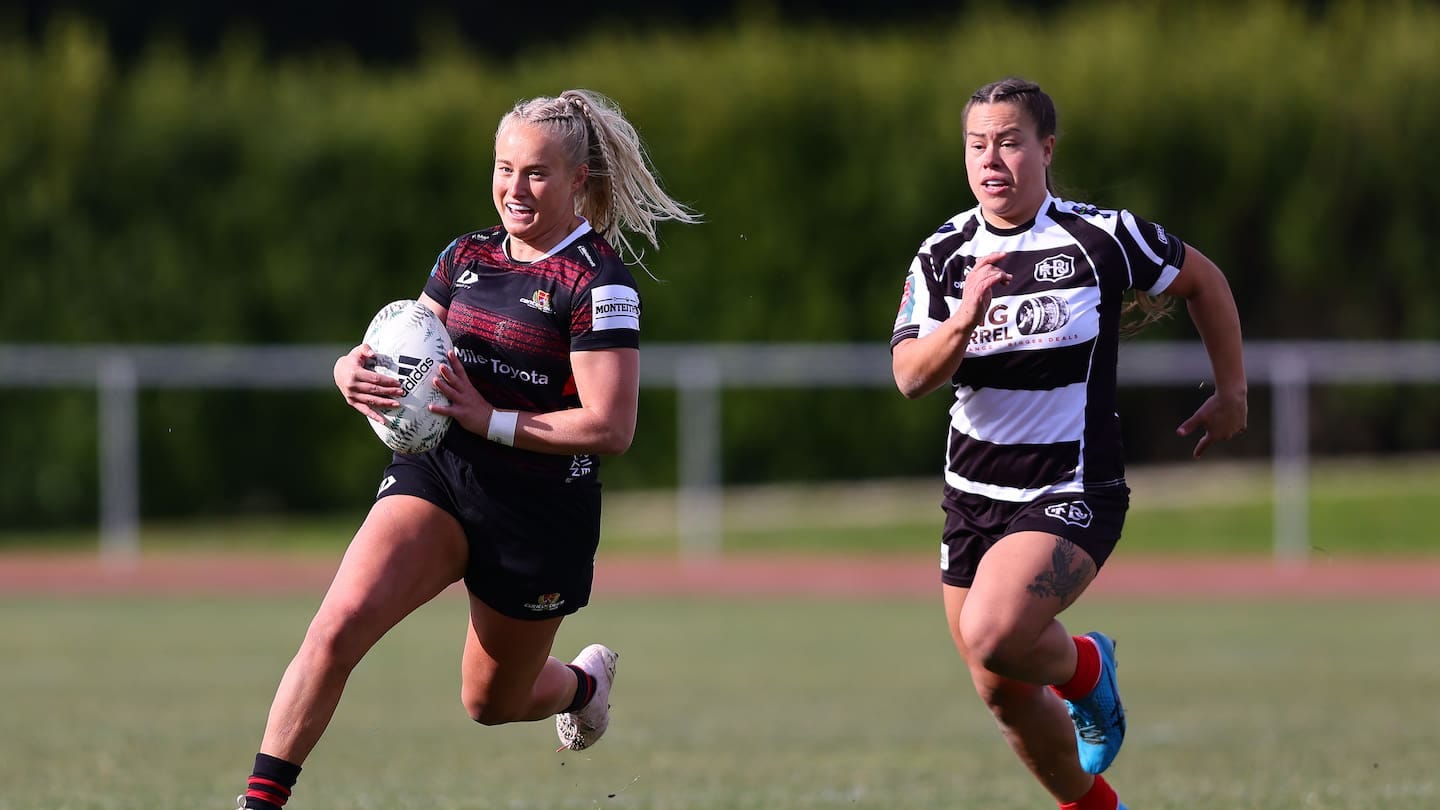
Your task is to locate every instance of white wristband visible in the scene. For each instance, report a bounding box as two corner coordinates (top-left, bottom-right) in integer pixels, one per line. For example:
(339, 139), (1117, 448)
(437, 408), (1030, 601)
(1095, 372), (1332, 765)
(486, 410), (518, 446)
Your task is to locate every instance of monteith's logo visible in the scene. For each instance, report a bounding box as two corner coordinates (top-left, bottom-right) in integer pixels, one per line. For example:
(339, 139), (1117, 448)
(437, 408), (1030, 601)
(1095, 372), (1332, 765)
(1033, 254), (1075, 283)
(1044, 500), (1093, 528)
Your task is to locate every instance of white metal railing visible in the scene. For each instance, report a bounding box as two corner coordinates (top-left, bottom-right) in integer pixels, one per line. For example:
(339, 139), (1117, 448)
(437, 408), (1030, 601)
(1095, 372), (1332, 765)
(4, 341), (1439, 563)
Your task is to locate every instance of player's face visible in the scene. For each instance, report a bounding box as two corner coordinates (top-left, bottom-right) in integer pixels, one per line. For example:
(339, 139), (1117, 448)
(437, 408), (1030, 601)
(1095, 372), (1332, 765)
(964, 102), (1054, 229)
(493, 122), (588, 254)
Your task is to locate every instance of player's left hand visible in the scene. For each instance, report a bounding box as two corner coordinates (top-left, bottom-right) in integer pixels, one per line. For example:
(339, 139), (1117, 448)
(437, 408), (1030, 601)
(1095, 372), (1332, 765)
(1176, 389), (1248, 459)
(431, 348), (495, 436)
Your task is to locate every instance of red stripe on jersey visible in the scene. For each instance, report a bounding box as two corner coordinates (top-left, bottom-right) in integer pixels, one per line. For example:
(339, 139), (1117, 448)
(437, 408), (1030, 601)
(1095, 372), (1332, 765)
(448, 301), (568, 358)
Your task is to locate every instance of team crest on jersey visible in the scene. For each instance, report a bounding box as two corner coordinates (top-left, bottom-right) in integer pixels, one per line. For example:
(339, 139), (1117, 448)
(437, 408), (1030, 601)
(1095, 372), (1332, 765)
(456, 269), (480, 287)
(520, 289), (554, 314)
(1033, 254), (1075, 283)
(1044, 500), (1094, 528)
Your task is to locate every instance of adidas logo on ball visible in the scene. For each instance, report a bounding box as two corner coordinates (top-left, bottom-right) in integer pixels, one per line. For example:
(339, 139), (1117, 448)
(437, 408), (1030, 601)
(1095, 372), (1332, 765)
(396, 355), (434, 394)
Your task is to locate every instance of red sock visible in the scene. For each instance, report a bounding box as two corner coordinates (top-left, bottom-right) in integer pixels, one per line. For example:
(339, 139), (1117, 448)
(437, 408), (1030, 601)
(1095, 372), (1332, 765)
(1059, 774), (1118, 810)
(1054, 635), (1101, 701)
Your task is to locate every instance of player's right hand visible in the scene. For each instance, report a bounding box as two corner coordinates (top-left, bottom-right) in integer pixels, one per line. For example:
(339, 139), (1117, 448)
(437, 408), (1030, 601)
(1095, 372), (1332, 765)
(952, 252), (1011, 334)
(334, 343), (405, 423)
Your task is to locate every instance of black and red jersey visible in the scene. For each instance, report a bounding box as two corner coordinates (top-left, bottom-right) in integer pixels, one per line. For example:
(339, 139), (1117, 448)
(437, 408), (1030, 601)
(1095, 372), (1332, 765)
(423, 220), (640, 484)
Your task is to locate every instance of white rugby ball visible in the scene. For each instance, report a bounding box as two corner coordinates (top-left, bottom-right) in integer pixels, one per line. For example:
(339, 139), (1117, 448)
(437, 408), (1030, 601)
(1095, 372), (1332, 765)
(361, 299), (454, 454)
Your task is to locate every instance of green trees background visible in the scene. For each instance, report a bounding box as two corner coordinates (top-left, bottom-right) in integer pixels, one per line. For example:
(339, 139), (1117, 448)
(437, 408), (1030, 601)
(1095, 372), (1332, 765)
(4, 2), (1438, 527)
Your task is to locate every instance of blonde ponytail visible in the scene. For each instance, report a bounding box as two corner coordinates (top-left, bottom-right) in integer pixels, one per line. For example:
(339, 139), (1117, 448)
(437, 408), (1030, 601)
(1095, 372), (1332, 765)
(499, 89), (700, 271)
(1120, 291), (1177, 337)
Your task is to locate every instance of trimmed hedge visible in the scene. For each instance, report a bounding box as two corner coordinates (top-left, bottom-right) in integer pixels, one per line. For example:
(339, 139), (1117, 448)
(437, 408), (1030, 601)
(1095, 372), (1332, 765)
(4, 4), (1439, 527)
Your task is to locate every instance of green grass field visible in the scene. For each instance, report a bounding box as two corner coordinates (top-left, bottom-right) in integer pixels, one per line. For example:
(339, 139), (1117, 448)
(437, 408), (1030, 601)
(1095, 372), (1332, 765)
(2, 594), (1436, 810)
(4, 457), (1440, 557)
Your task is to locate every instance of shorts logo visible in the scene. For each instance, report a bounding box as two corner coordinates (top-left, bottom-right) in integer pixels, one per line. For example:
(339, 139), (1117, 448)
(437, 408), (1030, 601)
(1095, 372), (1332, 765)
(1044, 500), (1093, 528)
(520, 289), (554, 314)
(377, 475), (397, 496)
(523, 592), (565, 612)
(939, 541), (949, 571)
(1033, 254), (1075, 283)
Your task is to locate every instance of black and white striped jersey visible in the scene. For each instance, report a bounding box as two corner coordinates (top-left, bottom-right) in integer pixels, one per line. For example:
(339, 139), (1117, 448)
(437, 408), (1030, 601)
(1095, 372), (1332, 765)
(890, 194), (1186, 502)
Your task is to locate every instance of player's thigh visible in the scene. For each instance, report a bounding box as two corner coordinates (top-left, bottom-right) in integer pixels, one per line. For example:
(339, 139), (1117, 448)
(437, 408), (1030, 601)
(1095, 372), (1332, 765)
(310, 494), (468, 649)
(964, 530), (1099, 641)
(946, 582), (1048, 700)
(460, 594), (565, 704)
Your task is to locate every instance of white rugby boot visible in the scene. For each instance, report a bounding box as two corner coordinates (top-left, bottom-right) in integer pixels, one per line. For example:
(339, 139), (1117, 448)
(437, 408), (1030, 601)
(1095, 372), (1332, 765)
(555, 643), (618, 751)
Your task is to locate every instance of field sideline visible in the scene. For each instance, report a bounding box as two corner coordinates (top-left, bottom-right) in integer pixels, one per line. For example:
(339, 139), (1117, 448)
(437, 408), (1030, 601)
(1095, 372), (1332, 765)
(3, 551), (1438, 599)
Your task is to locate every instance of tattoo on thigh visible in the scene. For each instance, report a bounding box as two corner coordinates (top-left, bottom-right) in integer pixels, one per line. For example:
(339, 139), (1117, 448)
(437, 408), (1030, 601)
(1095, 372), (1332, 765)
(1026, 538), (1093, 603)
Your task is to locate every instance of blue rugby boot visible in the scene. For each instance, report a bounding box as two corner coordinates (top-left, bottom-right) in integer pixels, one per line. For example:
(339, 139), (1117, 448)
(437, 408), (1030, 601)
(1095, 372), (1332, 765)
(1065, 631), (1126, 774)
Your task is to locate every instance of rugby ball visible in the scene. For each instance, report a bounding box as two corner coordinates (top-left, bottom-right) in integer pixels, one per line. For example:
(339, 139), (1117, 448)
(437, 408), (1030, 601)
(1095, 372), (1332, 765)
(361, 299), (454, 454)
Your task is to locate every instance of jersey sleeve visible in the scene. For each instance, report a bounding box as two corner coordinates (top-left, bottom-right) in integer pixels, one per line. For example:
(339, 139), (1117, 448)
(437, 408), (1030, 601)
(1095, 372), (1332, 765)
(570, 261), (641, 351)
(1118, 211), (1187, 295)
(422, 237), (461, 308)
(890, 244), (945, 349)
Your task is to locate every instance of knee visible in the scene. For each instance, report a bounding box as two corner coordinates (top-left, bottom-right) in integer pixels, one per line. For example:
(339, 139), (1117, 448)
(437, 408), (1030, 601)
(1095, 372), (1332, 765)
(298, 611), (372, 674)
(462, 690), (524, 727)
(957, 615), (1028, 678)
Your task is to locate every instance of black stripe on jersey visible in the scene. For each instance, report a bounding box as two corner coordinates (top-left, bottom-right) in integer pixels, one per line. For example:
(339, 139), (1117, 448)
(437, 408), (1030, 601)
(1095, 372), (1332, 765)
(1050, 207), (1129, 484)
(954, 338), (1096, 392)
(947, 427), (1079, 491)
(920, 215), (981, 322)
(1049, 207), (1132, 298)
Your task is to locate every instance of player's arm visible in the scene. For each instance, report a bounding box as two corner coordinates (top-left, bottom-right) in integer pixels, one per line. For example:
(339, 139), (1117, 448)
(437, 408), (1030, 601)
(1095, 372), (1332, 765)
(432, 347), (639, 455)
(418, 293), (449, 323)
(1162, 245), (1248, 457)
(892, 252), (1009, 399)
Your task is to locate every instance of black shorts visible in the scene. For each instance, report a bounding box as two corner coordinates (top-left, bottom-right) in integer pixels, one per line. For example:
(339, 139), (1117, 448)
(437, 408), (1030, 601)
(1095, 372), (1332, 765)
(939, 484), (1129, 588)
(378, 446), (601, 620)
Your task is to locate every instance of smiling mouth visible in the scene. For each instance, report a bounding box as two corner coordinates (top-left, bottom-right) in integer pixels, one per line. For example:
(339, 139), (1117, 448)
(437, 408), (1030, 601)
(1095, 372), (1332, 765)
(505, 203), (534, 216)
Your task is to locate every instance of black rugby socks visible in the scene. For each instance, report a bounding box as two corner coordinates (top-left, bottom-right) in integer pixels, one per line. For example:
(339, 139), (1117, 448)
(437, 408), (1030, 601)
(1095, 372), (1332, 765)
(244, 752), (302, 810)
(564, 663), (597, 712)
